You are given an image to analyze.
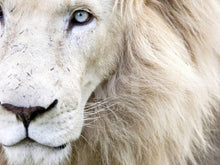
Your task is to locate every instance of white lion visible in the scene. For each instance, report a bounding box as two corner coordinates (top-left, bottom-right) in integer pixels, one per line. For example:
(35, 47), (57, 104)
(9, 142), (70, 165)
(0, 0), (219, 165)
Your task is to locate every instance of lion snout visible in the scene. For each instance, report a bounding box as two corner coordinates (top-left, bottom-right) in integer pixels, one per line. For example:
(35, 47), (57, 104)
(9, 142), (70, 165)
(1, 99), (58, 131)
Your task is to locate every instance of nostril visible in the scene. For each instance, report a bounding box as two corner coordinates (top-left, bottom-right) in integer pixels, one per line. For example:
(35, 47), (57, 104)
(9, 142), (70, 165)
(47, 99), (58, 111)
(1, 99), (58, 129)
(30, 99), (58, 121)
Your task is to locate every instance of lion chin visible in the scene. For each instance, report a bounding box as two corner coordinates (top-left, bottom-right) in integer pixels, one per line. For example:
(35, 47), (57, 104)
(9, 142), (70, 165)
(4, 140), (71, 165)
(0, 0), (219, 165)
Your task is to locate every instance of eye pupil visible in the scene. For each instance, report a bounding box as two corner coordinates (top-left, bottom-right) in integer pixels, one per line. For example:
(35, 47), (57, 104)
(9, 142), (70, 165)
(77, 12), (83, 17)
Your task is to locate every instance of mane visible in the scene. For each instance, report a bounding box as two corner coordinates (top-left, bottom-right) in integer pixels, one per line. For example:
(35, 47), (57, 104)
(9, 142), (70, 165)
(71, 0), (220, 165)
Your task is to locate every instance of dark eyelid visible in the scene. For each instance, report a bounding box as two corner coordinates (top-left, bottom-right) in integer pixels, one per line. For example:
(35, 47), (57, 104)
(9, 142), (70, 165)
(0, 6), (4, 23)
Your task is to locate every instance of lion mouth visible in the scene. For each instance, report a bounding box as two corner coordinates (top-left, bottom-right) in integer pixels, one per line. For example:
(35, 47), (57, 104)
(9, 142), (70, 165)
(3, 138), (67, 150)
(53, 143), (67, 150)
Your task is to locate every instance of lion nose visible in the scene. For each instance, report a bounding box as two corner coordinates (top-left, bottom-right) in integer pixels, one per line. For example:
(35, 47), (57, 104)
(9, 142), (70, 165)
(1, 99), (58, 129)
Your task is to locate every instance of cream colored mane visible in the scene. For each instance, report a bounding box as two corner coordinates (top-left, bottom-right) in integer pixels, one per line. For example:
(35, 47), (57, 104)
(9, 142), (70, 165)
(1, 0), (220, 165)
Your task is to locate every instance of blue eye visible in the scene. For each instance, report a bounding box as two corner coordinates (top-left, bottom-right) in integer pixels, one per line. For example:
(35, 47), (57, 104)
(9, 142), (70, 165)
(70, 10), (93, 26)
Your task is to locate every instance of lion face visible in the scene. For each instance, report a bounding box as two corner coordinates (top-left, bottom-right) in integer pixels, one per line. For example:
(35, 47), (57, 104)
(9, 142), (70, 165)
(0, 0), (120, 164)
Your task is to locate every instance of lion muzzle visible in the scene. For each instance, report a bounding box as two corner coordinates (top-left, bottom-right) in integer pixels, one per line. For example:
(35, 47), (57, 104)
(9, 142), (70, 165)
(1, 99), (58, 134)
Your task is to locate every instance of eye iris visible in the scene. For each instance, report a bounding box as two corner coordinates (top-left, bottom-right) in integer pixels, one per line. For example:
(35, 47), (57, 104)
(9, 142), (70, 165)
(74, 11), (89, 23)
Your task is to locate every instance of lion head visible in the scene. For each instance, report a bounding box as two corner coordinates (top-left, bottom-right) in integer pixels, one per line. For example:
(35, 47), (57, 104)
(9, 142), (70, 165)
(0, 0), (219, 165)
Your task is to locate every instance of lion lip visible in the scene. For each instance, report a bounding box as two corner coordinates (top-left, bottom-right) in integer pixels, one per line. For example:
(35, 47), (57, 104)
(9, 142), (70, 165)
(3, 138), (67, 150)
(53, 143), (67, 150)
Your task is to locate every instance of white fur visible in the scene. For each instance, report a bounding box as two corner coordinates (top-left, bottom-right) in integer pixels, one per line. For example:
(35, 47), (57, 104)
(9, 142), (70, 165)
(0, 0), (219, 165)
(0, 0), (117, 164)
